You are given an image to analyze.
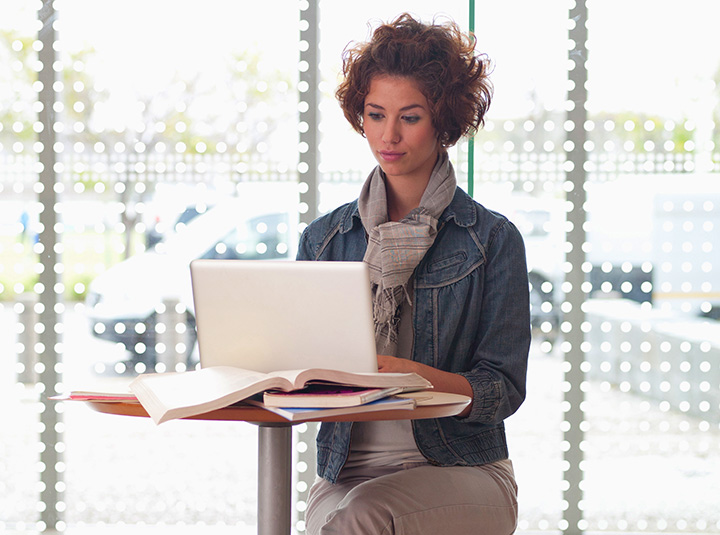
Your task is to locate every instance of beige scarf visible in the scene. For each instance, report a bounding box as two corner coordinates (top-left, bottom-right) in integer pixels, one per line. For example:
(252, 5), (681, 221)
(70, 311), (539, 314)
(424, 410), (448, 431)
(358, 152), (457, 353)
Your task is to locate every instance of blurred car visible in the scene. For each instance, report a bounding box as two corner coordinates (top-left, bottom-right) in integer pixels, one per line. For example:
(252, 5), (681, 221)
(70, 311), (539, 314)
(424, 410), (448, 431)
(145, 204), (212, 248)
(85, 186), (298, 368)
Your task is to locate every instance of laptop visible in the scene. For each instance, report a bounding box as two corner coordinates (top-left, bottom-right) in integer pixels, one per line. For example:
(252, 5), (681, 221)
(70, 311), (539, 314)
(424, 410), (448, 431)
(189, 259), (378, 374)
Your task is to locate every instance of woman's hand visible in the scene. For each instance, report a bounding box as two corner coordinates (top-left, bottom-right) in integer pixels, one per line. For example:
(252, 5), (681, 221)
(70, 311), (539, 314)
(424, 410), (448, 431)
(377, 354), (419, 374)
(377, 354), (474, 417)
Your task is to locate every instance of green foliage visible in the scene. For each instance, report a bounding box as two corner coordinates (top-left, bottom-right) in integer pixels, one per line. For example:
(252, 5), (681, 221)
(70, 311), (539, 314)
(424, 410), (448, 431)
(0, 30), (37, 144)
(579, 111), (695, 154)
(0, 230), (143, 302)
(1, 28), (293, 159)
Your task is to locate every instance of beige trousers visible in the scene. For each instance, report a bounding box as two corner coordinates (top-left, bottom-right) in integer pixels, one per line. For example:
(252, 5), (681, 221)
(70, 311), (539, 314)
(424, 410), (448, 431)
(305, 460), (518, 535)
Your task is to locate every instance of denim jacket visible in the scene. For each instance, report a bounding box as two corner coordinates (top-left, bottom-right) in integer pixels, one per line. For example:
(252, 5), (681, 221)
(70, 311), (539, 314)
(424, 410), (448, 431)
(297, 186), (531, 484)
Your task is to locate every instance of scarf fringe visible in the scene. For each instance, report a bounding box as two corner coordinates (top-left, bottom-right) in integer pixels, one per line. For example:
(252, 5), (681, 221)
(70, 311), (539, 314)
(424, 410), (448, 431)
(371, 283), (413, 352)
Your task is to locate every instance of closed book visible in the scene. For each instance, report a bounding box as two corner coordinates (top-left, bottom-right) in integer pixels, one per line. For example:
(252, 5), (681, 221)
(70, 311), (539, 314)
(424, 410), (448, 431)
(262, 385), (402, 408)
(246, 395), (416, 422)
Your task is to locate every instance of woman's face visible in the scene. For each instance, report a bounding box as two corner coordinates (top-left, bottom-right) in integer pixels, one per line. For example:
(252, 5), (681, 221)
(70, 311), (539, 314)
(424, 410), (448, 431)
(362, 75), (440, 184)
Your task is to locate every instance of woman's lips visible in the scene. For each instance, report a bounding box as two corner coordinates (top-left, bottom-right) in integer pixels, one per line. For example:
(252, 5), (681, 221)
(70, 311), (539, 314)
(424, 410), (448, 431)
(379, 150), (404, 162)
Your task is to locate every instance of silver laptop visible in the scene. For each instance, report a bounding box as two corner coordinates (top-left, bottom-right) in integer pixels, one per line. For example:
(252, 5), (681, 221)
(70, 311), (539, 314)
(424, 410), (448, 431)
(189, 259), (378, 374)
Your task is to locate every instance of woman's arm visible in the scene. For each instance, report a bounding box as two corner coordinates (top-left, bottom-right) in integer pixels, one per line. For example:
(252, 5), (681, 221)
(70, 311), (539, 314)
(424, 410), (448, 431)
(384, 218), (530, 424)
(457, 220), (531, 424)
(378, 354), (474, 417)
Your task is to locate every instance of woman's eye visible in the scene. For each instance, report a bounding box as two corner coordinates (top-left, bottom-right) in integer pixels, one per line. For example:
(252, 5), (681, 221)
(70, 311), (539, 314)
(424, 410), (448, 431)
(367, 112), (384, 121)
(402, 115), (420, 124)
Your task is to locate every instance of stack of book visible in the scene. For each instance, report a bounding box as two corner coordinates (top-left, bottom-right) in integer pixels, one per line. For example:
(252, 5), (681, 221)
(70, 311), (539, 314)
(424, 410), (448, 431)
(57, 366), (433, 424)
(255, 383), (418, 421)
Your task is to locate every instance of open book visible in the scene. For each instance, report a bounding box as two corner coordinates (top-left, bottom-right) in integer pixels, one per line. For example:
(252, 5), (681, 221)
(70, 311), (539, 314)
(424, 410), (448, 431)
(129, 366), (433, 424)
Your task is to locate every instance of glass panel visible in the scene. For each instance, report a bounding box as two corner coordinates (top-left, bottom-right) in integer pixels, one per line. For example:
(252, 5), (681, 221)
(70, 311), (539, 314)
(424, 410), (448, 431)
(472, 3), (570, 532)
(582, 0), (720, 532)
(1, 2), (45, 531)
(56, 0), (299, 525)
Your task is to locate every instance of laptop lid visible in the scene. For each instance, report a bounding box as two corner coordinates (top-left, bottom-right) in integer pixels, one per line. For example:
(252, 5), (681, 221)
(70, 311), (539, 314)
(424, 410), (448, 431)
(190, 259), (378, 374)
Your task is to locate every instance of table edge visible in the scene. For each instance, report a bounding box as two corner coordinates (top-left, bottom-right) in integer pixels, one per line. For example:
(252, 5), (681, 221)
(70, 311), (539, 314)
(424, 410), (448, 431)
(85, 398), (470, 424)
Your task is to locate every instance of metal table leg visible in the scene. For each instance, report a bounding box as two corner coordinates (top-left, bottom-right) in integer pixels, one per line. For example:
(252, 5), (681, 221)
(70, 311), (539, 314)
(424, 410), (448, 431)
(257, 423), (293, 535)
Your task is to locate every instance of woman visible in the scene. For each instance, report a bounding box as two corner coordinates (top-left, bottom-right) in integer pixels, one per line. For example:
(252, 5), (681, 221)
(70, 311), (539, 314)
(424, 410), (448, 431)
(297, 13), (530, 535)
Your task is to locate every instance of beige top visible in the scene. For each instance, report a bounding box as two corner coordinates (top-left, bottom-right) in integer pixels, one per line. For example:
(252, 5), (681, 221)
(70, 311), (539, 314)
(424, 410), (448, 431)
(345, 292), (427, 468)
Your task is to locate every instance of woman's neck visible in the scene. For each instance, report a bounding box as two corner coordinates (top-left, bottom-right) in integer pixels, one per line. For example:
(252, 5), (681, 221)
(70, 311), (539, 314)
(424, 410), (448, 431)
(385, 175), (429, 222)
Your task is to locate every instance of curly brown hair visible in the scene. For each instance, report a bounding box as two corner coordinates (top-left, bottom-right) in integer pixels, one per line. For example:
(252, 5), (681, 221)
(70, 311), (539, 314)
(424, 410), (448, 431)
(336, 13), (493, 148)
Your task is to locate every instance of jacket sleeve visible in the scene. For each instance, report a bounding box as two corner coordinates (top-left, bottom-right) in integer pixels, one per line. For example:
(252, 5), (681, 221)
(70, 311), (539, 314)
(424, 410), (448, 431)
(457, 219), (531, 424)
(296, 226), (314, 261)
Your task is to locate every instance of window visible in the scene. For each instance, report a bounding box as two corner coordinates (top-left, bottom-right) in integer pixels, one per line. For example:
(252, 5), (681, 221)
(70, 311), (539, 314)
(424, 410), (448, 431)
(2, 1), (719, 534)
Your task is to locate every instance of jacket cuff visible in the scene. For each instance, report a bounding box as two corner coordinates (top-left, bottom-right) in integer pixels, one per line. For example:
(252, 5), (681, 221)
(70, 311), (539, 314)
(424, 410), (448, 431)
(456, 369), (503, 423)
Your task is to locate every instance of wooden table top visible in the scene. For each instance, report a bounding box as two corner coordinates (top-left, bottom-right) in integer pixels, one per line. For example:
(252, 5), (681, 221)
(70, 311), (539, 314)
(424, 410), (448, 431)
(86, 391), (471, 425)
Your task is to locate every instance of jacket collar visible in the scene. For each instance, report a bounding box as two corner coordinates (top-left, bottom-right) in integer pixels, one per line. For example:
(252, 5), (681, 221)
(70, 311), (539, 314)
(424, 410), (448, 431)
(339, 186), (476, 234)
(439, 187), (477, 228)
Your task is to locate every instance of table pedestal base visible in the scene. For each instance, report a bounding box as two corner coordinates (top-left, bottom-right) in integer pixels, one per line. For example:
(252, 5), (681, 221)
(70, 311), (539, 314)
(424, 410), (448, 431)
(257, 423), (292, 535)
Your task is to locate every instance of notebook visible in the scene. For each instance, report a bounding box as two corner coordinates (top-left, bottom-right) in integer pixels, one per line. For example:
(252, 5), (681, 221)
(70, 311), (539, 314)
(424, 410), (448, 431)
(189, 259), (378, 374)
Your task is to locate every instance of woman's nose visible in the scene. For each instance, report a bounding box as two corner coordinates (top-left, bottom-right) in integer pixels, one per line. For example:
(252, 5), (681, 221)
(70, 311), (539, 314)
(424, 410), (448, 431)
(382, 121), (400, 144)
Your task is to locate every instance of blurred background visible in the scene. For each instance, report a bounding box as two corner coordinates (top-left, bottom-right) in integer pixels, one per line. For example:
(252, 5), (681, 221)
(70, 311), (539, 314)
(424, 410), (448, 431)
(1, 1), (719, 534)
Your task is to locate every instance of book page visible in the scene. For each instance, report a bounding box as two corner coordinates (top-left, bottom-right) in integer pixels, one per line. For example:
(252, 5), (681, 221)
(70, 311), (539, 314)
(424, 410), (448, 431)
(130, 366), (292, 423)
(268, 368), (432, 390)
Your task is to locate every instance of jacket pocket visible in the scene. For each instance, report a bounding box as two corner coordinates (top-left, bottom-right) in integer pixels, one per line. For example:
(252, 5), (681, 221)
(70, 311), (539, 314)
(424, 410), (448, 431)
(427, 251), (467, 272)
(417, 250), (485, 288)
